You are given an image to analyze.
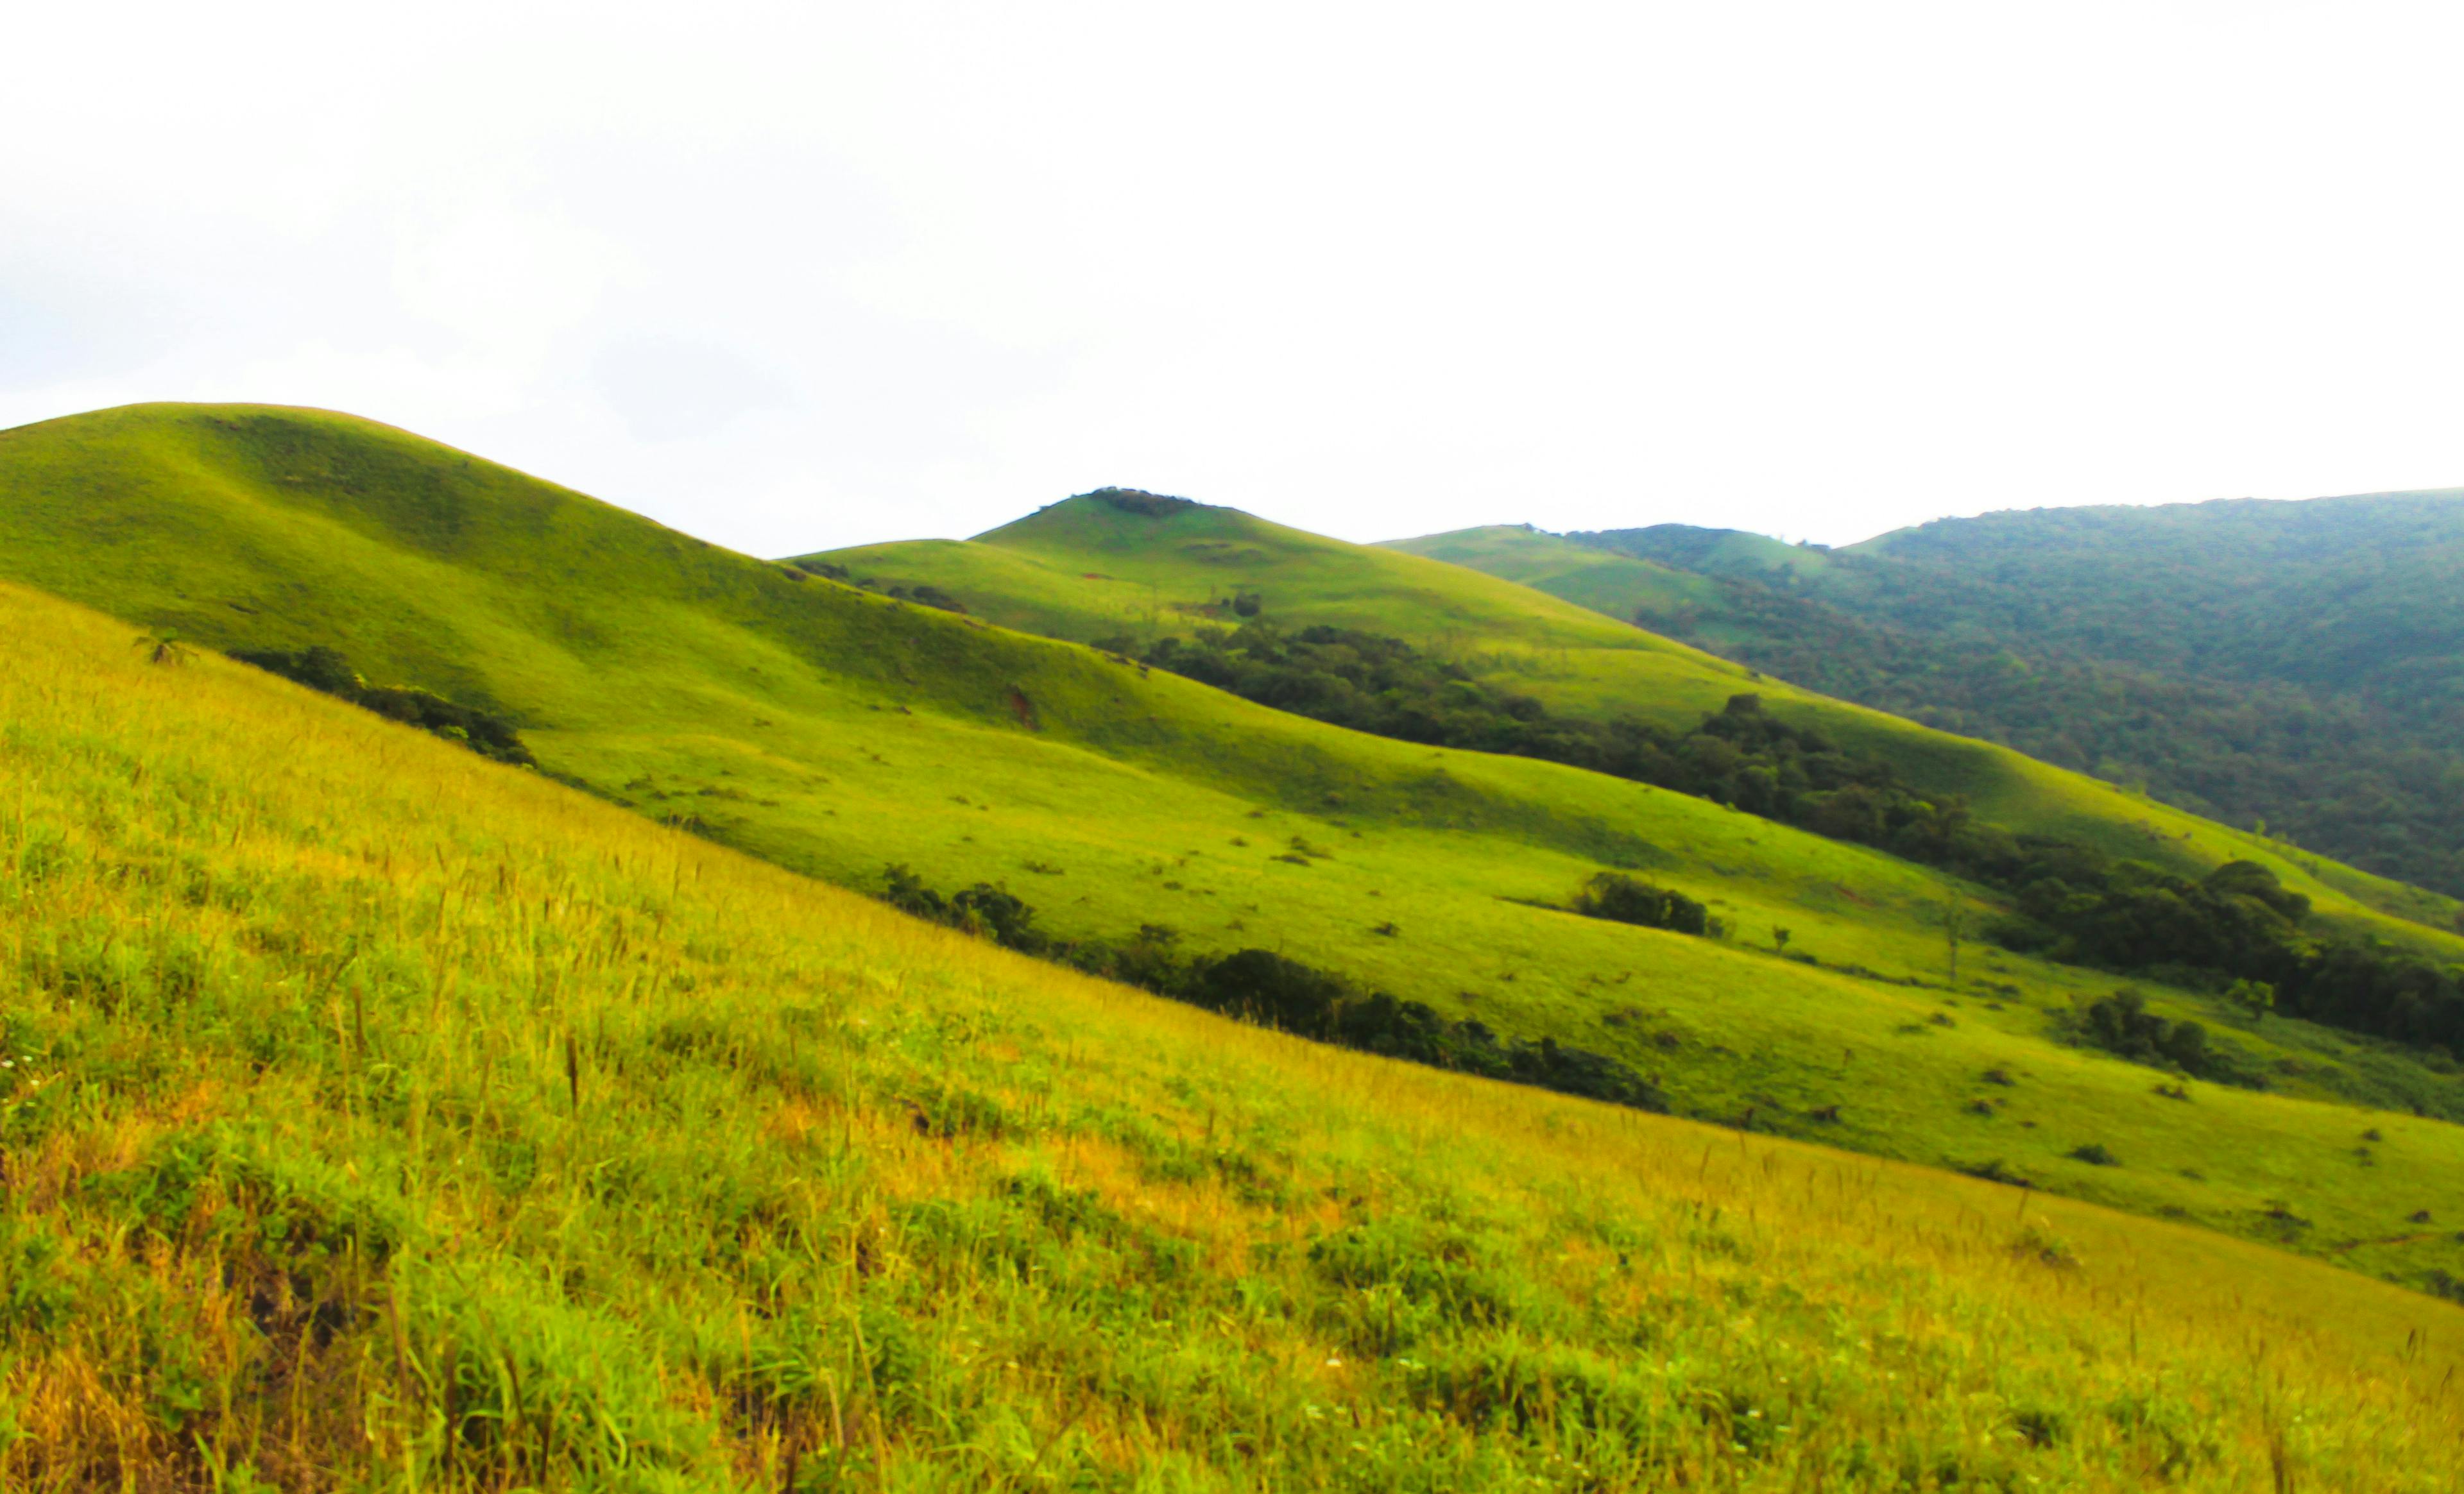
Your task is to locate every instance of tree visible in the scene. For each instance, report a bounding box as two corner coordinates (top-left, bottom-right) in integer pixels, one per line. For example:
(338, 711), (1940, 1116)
(2226, 978), (2275, 1023)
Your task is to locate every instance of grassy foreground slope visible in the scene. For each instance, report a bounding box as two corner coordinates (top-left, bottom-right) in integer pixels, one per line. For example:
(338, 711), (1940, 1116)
(828, 498), (2464, 948)
(4, 579), (2462, 1491)
(11, 407), (2464, 1288)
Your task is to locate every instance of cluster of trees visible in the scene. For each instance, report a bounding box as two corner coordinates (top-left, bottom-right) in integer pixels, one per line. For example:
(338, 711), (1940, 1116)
(1989, 851), (2464, 1055)
(228, 645), (535, 765)
(877, 865), (1666, 1111)
(1571, 872), (1716, 936)
(2076, 989), (2217, 1076)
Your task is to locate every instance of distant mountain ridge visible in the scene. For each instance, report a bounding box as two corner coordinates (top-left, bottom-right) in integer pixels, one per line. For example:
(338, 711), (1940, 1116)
(1398, 490), (2464, 897)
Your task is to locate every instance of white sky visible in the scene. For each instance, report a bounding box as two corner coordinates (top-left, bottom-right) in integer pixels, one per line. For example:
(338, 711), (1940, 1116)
(4, 1), (2461, 554)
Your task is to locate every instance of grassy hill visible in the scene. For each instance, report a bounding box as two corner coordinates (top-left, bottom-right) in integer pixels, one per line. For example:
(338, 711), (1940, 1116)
(1426, 497), (2464, 903)
(4, 575), (2463, 1489)
(10, 407), (2464, 1298)
(828, 493), (2463, 940)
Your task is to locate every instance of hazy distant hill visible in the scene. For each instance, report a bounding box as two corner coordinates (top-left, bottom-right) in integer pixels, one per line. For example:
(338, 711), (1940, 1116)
(1399, 494), (2464, 899)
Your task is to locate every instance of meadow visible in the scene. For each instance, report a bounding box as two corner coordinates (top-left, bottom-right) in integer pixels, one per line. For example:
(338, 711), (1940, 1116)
(4, 578), (2463, 1490)
(6, 405), (2464, 1293)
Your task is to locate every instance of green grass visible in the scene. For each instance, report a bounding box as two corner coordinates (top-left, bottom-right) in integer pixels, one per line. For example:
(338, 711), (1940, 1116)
(6, 405), (2464, 1296)
(3, 576), (2461, 1490)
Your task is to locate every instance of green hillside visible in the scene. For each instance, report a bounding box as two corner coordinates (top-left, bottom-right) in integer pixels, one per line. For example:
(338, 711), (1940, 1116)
(9, 407), (2464, 1295)
(1473, 497), (2464, 901)
(825, 493), (2461, 942)
(7, 580), (2461, 1488)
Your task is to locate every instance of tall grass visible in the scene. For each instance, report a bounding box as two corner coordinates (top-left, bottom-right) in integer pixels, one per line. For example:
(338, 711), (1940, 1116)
(1, 585), (2458, 1491)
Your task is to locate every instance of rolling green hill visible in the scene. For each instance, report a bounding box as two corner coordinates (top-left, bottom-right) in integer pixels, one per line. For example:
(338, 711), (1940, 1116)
(823, 492), (2462, 941)
(6, 577), (2460, 1488)
(1411, 497), (2464, 902)
(8, 406), (2464, 1297)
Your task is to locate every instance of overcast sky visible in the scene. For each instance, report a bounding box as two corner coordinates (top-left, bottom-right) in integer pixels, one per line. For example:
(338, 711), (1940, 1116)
(5, 1), (2460, 555)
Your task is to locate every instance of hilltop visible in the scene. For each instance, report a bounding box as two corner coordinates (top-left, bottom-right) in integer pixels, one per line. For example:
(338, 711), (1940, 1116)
(8, 407), (2464, 1295)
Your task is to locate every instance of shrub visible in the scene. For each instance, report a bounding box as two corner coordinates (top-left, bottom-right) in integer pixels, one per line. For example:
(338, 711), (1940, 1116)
(2079, 989), (2214, 1075)
(880, 864), (949, 922)
(1571, 872), (1709, 935)
(1194, 949), (1348, 1037)
(950, 883), (1042, 952)
(2012, 1224), (2079, 1267)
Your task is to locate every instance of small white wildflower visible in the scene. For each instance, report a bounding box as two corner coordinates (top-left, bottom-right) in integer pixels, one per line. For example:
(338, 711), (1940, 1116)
(1747, 1409), (1761, 1419)
(1324, 1357), (1342, 1368)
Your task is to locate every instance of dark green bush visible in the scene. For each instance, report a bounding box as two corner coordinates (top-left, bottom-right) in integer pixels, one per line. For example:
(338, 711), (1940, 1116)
(2079, 989), (2214, 1076)
(1571, 872), (1711, 935)
(1194, 949), (1348, 1037)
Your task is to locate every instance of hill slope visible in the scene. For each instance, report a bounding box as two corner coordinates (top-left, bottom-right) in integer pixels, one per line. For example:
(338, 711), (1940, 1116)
(825, 492), (2462, 940)
(5, 575), (2463, 1489)
(1436, 495), (2464, 901)
(10, 407), (2464, 1291)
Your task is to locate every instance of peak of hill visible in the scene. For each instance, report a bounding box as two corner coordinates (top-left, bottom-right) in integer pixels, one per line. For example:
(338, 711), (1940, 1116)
(12, 403), (2464, 1330)
(1027, 486), (1219, 522)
